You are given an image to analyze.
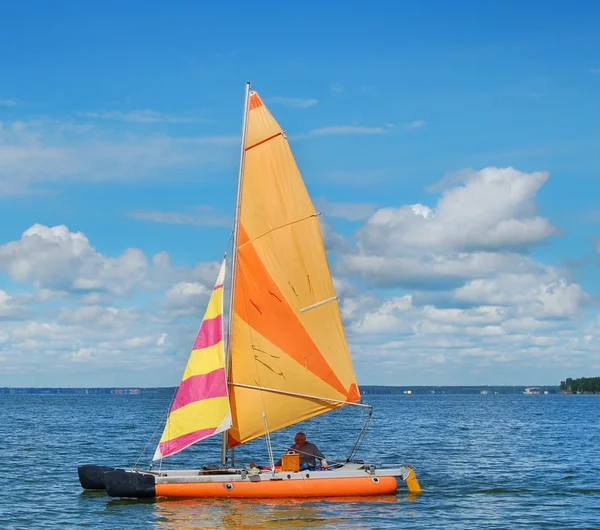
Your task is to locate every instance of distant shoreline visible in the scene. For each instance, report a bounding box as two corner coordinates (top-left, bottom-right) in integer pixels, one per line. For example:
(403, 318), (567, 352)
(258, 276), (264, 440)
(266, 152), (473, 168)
(0, 385), (563, 395)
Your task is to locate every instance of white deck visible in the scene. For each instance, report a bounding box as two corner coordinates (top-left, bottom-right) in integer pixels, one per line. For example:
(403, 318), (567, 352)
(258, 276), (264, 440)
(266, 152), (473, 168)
(140, 463), (414, 485)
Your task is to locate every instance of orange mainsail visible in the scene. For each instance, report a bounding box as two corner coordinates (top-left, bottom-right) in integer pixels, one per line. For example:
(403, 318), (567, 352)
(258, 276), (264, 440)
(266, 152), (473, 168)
(226, 91), (360, 448)
(153, 258), (231, 460)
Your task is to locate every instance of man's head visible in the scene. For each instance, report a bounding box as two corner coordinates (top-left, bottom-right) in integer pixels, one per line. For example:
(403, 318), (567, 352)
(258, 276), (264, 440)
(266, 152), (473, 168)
(294, 432), (307, 447)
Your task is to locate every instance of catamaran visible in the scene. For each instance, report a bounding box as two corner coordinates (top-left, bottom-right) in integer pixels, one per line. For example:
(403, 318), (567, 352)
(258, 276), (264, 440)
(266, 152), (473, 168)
(78, 83), (421, 499)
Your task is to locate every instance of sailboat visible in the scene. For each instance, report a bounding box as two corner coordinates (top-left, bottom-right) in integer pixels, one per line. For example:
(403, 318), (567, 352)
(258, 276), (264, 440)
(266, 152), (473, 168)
(78, 83), (422, 499)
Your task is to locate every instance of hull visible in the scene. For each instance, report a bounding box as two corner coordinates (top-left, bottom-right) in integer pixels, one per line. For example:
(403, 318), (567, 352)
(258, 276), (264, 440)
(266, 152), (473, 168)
(98, 464), (421, 499)
(155, 476), (398, 498)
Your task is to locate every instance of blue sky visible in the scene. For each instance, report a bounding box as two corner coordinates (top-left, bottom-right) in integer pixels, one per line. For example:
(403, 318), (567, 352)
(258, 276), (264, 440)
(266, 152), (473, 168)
(0, 0), (598, 387)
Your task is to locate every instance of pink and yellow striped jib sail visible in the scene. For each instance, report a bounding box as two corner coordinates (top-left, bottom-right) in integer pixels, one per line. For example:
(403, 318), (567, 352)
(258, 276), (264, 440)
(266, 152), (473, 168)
(153, 258), (232, 460)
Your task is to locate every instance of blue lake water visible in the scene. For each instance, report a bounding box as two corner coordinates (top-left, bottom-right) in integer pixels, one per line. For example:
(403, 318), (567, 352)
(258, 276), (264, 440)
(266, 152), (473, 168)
(2, 393), (599, 529)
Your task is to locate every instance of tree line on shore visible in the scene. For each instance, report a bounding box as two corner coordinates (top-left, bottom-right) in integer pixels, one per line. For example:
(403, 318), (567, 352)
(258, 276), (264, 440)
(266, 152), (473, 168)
(560, 377), (600, 393)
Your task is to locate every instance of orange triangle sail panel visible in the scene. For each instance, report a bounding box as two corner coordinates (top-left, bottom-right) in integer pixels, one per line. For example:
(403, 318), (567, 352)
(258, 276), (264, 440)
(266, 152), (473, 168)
(234, 224), (350, 397)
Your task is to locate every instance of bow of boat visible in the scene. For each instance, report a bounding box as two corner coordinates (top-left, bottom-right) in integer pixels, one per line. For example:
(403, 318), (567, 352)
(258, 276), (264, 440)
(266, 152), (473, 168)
(78, 464), (121, 490)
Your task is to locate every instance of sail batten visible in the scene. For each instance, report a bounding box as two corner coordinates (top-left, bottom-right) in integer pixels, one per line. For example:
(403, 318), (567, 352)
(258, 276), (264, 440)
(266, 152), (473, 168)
(230, 382), (370, 408)
(153, 258), (231, 461)
(239, 213), (320, 248)
(227, 90), (360, 448)
(245, 131), (283, 151)
(300, 296), (339, 313)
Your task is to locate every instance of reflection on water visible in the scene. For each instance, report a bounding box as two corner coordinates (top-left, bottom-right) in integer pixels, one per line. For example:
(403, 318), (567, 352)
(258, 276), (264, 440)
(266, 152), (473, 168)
(152, 495), (406, 529)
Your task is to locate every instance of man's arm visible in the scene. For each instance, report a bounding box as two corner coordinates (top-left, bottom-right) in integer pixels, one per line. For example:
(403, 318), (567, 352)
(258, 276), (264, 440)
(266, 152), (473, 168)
(312, 443), (325, 460)
(310, 443), (328, 467)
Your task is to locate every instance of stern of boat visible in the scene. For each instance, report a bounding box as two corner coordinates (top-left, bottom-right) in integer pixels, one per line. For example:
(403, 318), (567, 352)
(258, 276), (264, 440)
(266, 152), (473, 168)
(397, 464), (422, 493)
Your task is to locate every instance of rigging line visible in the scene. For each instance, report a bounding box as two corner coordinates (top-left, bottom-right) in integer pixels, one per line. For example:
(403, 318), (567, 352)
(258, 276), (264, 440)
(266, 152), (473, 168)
(134, 385), (177, 470)
(161, 386), (179, 471)
(229, 382), (373, 409)
(346, 406), (373, 463)
(226, 228), (234, 252)
(134, 406), (168, 470)
(262, 412), (276, 474)
(238, 213), (320, 249)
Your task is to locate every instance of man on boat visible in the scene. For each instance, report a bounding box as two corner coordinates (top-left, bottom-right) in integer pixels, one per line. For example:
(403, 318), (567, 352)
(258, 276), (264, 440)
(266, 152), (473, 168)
(277, 432), (328, 471)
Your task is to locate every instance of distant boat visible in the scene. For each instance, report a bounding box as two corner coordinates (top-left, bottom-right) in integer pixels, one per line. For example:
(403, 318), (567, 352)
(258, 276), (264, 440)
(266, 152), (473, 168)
(77, 83), (422, 501)
(523, 387), (540, 395)
(480, 390), (489, 395)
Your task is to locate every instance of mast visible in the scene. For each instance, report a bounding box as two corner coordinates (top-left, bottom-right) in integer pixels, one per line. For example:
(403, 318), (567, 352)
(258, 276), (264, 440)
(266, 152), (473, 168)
(221, 81), (252, 467)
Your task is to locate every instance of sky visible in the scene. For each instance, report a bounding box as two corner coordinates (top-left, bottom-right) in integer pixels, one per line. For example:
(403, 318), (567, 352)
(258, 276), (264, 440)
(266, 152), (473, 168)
(0, 0), (598, 387)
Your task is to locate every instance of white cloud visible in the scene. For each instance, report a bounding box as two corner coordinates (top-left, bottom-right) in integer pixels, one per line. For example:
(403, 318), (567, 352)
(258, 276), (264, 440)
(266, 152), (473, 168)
(344, 287), (598, 385)
(316, 198), (377, 221)
(0, 290), (29, 318)
(0, 224), (221, 299)
(317, 168), (395, 186)
(0, 118), (238, 194)
(0, 99), (17, 107)
(330, 83), (343, 95)
(269, 97), (318, 108)
(128, 206), (231, 227)
(455, 274), (587, 317)
(332, 277), (356, 298)
(157, 333), (168, 346)
(349, 296), (509, 336)
(319, 218), (349, 253)
(308, 125), (390, 136)
(338, 168), (560, 290)
(336, 166), (583, 313)
(0, 224), (147, 296)
(351, 295), (414, 334)
(358, 167), (557, 254)
(56, 305), (141, 326)
(407, 120), (426, 130)
(164, 281), (210, 309)
(340, 251), (541, 290)
(0, 294), (216, 386)
(339, 293), (379, 322)
(1, 308), (177, 382)
(323, 166), (598, 384)
(79, 109), (203, 123)
(0, 225), (225, 386)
